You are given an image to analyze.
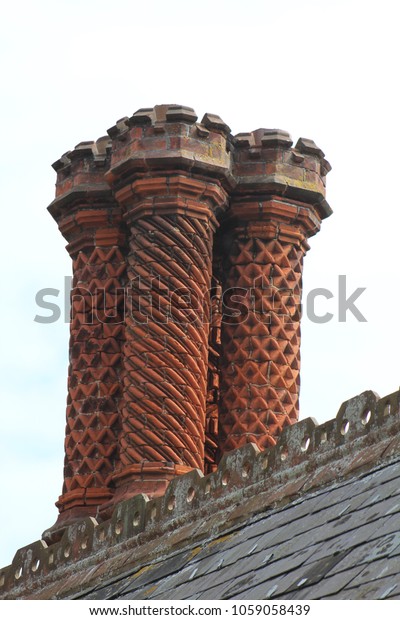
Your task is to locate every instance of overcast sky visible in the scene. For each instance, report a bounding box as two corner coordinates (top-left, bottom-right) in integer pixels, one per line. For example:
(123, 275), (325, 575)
(0, 0), (399, 568)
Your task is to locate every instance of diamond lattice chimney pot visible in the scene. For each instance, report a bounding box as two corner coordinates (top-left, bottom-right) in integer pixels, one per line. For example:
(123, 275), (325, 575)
(44, 105), (331, 539)
(47, 138), (127, 532)
(217, 129), (332, 453)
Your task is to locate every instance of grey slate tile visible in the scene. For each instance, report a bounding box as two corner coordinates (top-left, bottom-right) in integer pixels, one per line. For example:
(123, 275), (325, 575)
(194, 546), (319, 600)
(301, 514), (400, 565)
(145, 565), (198, 598)
(79, 457), (400, 601)
(83, 579), (132, 600)
(283, 566), (365, 600)
(327, 575), (400, 600)
(118, 550), (197, 595)
(325, 531), (400, 576)
(118, 586), (157, 600)
(344, 555), (400, 588)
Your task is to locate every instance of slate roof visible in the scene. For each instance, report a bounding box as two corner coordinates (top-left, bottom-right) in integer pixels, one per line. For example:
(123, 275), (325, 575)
(1, 388), (400, 600)
(88, 457), (400, 601)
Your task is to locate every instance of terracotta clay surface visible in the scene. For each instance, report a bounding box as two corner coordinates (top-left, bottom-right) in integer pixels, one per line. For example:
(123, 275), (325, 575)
(47, 105), (331, 520)
(49, 139), (126, 521)
(217, 129), (330, 452)
(219, 231), (303, 451)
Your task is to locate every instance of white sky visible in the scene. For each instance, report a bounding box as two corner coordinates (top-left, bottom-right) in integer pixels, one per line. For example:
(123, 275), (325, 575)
(0, 0), (399, 568)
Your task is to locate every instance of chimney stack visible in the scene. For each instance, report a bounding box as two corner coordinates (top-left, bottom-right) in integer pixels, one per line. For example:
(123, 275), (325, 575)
(46, 105), (331, 535)
(48, 138), (127, 526)
(218, 130), (331, 453)
(105, 105), (231, 503)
